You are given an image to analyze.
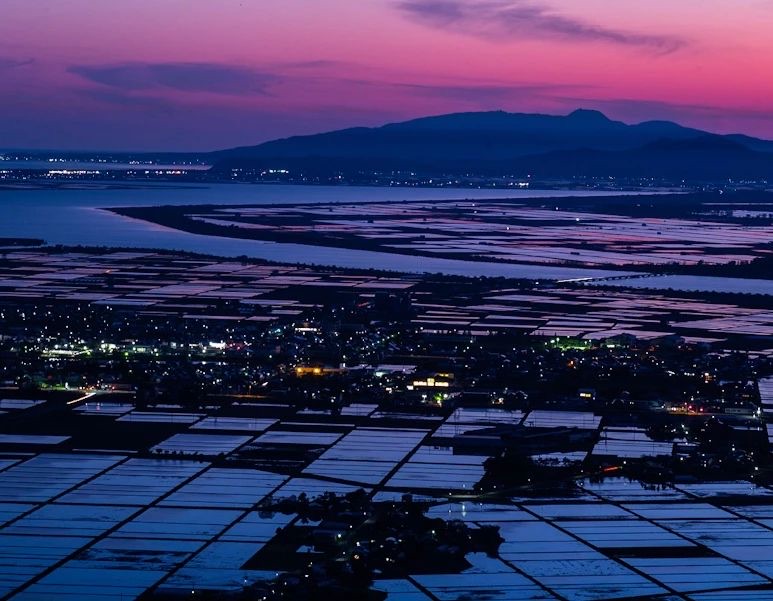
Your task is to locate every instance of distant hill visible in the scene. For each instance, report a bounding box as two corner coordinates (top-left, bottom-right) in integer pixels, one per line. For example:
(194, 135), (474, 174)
(513, 135), (773, 179)
(212, 109), (773, 180)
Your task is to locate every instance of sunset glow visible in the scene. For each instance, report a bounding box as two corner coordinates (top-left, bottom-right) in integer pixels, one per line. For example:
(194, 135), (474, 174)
(2, 0), (773, 149)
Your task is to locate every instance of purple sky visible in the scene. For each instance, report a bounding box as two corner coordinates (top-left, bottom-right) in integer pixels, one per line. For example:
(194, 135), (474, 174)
(2, 0), (773, 150)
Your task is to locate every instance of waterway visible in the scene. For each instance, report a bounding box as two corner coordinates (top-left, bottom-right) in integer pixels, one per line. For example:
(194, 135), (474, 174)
(2, 183), (769, 293)
(0, 183), (638, 280)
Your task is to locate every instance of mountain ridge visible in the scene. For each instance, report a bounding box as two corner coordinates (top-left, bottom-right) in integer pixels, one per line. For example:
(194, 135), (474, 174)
(212, 109), (773, 180)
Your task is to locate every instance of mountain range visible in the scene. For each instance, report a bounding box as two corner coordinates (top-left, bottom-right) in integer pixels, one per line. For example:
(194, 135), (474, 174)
(213, 109), (773, 180)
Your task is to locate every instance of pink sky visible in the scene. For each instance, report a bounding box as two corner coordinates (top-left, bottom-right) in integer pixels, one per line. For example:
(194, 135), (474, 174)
(2, 0), (773, 150)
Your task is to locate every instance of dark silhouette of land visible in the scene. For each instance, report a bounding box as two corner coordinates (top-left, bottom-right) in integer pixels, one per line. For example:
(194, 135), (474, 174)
(212, 109), (773, 179)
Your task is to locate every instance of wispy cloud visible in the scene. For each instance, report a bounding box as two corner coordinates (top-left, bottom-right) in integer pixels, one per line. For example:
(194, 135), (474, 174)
(283, 59), (352, 70)
(396, 0), (684, 53)
(77, 88), (177, 113)
(0, 57), (34, 70)
(68, 62), (279, 95)
(561, 97), (773, 123)
(394, 81), (592, 102)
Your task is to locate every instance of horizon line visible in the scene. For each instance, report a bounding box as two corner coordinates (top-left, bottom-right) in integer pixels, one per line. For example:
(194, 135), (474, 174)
(1, 106), (768, 155)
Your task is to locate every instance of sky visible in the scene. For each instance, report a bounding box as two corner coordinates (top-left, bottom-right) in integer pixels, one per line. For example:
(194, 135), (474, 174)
(2, 0), (773, 151)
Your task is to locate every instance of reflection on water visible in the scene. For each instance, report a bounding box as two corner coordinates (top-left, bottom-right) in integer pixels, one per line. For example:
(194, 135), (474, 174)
(0, 183), (639, 279)
(13, 183), (766, 292)
(589, 274), (773, 296)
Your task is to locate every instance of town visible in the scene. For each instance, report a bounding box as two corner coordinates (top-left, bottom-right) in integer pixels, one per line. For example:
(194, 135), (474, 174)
(2, 246), (773, 599)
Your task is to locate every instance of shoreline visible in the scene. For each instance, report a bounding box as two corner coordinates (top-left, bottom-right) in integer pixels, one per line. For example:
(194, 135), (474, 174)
(106, 191), (773, 285)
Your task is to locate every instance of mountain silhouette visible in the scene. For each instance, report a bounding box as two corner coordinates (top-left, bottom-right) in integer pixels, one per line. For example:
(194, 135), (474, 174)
(212, 109), (773, 180)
